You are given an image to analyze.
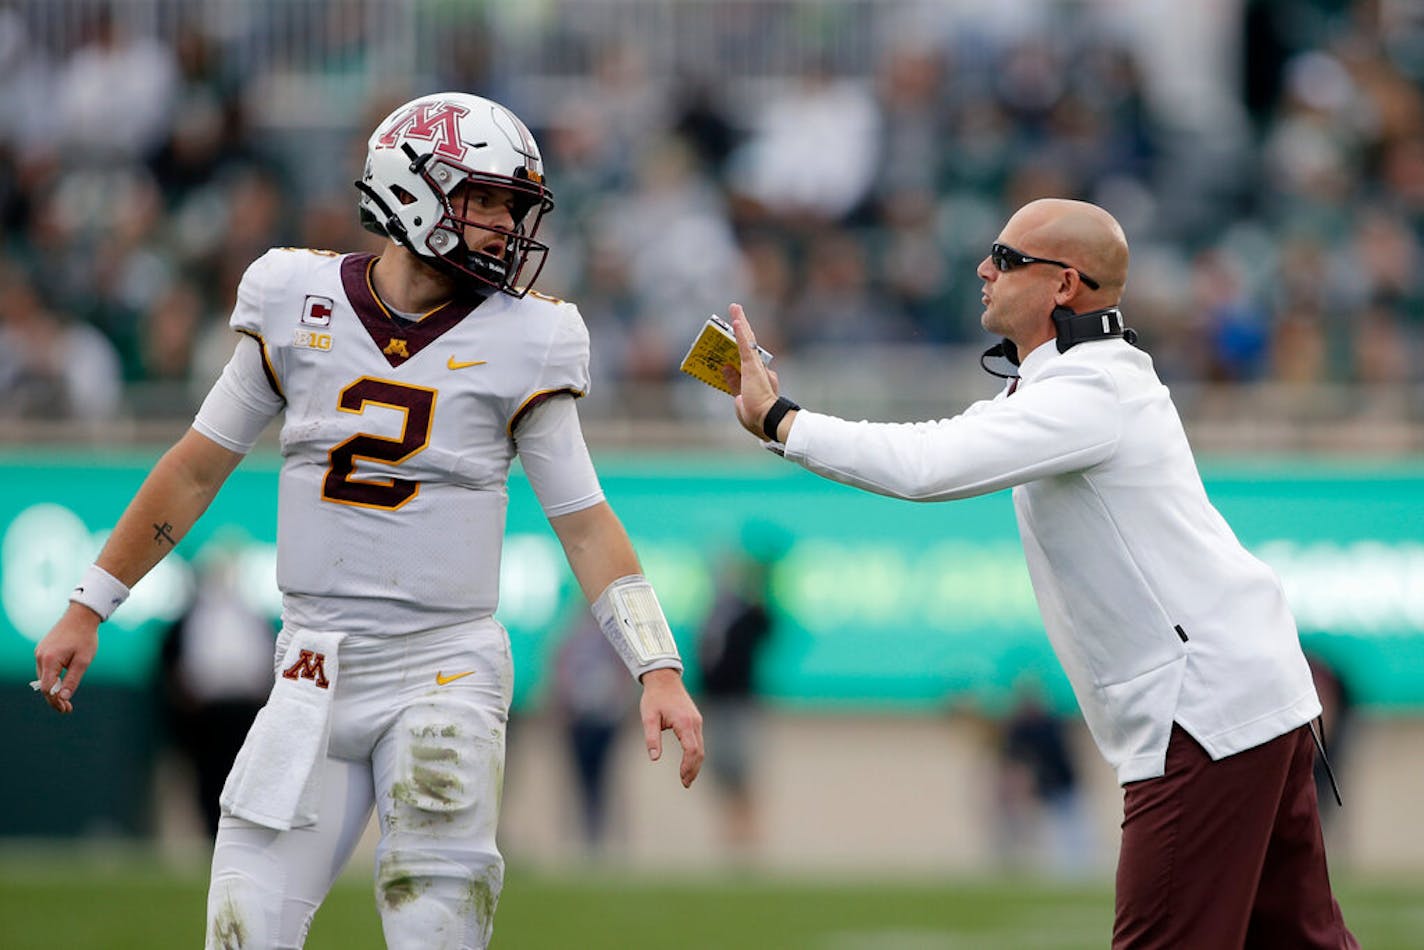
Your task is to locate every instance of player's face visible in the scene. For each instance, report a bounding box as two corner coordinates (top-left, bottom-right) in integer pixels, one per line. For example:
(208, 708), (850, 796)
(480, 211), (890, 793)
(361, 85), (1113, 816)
(450, 182), (520, 261)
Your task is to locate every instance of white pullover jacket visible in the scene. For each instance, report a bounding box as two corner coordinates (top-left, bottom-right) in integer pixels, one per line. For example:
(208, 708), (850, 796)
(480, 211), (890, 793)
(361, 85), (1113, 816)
(783, 337), (1320, 783)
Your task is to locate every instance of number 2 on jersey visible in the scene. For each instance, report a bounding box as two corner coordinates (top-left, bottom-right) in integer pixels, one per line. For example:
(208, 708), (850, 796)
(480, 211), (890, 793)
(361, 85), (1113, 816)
(323, 377), (437, 510)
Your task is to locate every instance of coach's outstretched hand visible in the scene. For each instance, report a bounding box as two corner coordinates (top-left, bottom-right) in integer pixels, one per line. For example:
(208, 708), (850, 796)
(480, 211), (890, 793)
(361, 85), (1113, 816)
(639, 668), (705, 788)
(723, 303), (782, 440)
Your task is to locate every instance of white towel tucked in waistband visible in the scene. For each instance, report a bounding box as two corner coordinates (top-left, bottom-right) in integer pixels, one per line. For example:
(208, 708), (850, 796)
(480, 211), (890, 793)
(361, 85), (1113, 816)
(219, 629), (346, 831)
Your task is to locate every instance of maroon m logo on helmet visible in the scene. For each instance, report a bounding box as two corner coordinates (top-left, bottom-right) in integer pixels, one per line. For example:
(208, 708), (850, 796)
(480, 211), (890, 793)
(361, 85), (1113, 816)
(375, 101), (470, 162)
(281, 650), (331, 689)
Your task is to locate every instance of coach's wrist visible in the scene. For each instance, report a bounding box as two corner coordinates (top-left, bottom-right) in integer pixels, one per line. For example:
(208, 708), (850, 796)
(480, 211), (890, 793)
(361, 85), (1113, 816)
(761, 396), (800, 443)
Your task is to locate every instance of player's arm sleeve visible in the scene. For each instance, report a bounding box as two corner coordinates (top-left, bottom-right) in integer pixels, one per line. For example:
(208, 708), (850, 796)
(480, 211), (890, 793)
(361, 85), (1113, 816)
(507, 303), (591, 435)
(515, 393), (606, 517)
(783, 362), (1122, 501)
(192, 334), (285, 454)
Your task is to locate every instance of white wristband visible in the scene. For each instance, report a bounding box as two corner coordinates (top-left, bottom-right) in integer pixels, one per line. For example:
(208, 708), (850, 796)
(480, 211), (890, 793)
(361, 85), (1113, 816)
(69, 564), (130, 621)
(591, 575), (683, 680)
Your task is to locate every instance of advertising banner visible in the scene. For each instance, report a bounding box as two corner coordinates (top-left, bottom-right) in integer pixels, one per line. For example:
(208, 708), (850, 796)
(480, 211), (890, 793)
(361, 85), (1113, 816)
(2, 450), (1419, 712)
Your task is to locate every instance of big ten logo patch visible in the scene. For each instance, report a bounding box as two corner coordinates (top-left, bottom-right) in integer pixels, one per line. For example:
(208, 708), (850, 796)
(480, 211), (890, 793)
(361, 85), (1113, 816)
(302, 295), (334, 327)
(294, 329), (334, 351)
(282, 650), (330, 689)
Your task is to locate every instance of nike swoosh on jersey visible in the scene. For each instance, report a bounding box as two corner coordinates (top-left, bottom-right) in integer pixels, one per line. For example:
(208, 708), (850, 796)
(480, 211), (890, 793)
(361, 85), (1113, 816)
(435, 670), (476, 686)
(447, 357), (487, 370)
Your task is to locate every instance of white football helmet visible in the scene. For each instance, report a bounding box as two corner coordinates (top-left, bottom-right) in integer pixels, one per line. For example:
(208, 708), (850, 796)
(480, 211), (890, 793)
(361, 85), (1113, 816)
(356, 92), (554, 297)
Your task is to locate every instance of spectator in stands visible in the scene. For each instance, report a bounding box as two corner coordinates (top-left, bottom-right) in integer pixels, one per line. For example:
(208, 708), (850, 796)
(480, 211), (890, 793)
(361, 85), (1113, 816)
(0, 0), (1421, 418)
(1192, 249), (1273, 383)
(0, 263), (123, 421)
(140, 279), (207, 383)
(783, 231), (911, 347)
(604, 135), (747, 382)
(53, 4), (178, 161)
(727, 60), (881, 226)
(0, 9), (57, 164)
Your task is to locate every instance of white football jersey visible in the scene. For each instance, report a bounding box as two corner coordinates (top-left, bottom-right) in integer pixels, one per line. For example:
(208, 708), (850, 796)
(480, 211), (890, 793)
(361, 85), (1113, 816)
(228, 247), (589, 636)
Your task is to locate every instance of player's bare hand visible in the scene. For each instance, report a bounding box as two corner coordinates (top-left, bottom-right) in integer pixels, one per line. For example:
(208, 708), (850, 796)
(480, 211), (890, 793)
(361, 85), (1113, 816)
(723, 304), (780, 438)
(33, 604), (101, 714)
(639, 668), (705, 788)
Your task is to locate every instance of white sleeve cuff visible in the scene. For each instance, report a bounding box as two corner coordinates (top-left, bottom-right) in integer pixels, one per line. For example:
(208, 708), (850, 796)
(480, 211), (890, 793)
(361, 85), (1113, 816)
(193, 335), (284, 453)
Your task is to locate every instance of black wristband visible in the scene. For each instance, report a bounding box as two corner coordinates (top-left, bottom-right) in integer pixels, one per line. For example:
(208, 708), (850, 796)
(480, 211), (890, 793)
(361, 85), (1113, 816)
(761, 395), (800, 442)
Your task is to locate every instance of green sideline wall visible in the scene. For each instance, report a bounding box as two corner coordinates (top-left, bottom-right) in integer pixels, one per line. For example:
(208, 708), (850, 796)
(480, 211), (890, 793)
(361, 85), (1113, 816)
(1, 450), (1420, 834)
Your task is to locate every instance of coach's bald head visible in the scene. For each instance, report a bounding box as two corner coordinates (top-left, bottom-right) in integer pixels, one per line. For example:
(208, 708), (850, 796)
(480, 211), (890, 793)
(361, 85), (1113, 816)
(978, 199), (1129, 353)
(1011, 198), (1129, 296)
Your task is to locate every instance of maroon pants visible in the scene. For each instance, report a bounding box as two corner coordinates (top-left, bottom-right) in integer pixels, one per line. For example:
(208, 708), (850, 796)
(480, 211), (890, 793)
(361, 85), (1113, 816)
(1113, 724), (1358, 949)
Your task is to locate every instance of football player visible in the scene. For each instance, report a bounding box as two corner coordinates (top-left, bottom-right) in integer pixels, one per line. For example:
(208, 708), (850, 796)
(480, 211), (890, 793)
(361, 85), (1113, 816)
(33, 92), (704, 949)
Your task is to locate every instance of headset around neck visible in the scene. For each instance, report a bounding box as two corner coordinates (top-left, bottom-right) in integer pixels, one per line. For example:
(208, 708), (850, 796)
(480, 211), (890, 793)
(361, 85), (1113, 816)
(980, 305), (1138, 380)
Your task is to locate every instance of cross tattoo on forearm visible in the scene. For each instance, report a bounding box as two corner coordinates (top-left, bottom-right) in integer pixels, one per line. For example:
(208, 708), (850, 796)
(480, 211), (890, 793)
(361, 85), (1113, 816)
(152, 522), (176, 546)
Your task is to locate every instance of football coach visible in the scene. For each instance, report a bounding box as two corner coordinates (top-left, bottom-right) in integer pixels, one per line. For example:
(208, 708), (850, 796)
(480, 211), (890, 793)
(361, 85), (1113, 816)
(719, 198), (1358, 949)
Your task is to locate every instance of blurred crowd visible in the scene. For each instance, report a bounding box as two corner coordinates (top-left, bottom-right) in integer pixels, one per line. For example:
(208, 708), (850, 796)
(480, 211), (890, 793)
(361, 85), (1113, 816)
(1, 0), (1421, 425)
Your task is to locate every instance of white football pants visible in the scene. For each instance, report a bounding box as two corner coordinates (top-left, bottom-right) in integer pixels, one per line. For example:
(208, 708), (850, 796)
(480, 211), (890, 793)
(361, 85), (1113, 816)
(205, 619), (513, 949)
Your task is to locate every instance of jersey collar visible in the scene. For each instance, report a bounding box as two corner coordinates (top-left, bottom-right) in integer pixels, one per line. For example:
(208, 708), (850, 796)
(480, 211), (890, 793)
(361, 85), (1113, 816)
(340, 253), (483, 368)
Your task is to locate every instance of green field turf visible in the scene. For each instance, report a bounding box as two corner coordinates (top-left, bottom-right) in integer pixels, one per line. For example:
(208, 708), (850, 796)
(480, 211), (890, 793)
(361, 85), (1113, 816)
(1, 851), (1419, 949)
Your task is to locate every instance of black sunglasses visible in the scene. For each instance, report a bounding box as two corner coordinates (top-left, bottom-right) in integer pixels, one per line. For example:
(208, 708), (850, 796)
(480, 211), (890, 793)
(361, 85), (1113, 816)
(991, 242), (1100, 290)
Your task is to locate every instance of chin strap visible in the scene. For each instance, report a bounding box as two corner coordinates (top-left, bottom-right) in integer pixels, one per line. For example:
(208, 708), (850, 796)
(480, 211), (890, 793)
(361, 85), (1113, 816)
(355, 176), (512, 295)
(354, 178), (410, 245)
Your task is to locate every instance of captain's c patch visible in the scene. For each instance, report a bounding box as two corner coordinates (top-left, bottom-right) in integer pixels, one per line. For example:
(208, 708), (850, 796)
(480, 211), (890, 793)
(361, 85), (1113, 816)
(302, 295), (334, 326)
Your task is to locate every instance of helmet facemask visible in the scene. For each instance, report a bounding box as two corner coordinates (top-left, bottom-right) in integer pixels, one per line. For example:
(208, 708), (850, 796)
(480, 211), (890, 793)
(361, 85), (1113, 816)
(419, 161), (554, 296)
